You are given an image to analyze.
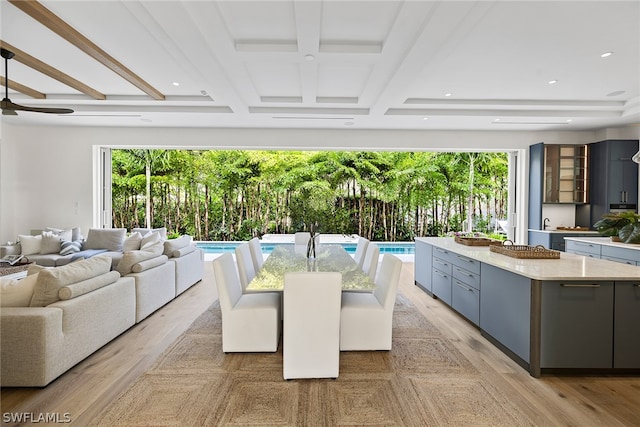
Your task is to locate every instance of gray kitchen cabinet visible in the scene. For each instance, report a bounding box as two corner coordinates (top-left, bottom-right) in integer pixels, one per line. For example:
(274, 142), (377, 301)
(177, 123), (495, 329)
(544, 144), (589, 204)
(452, 276), (480, 325)
(614, 281), (640, 368)
(601, 245), (640, 266)
(565, 239), (601, 257)
(414, 239), (433, 294)
(528, 230), (597, 251)
(480, 263), (531, 363)
(589, 140), (639, 227)
(432, 255), (452, 305)
(540, 281), (614, 369)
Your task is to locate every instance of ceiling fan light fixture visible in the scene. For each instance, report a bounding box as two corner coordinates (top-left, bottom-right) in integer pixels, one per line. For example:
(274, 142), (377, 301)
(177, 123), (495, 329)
(1, 47), (74, 116)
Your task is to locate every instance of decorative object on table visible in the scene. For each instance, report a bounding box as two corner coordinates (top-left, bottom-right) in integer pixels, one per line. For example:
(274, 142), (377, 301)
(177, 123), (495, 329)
(489, 240), (560, 259)
(593, 211), (640, 244)
(454, 236), (502, 246)
(306, 223), (318, 259)
(0, 254), (24, 266)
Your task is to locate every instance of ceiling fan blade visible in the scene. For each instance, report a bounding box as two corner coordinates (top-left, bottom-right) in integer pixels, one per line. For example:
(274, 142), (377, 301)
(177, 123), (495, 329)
(1, 98), (73, 115)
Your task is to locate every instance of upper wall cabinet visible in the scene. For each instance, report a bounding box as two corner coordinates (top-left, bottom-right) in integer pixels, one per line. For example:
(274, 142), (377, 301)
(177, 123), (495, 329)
(544, 144), (589, 204)
(589, 140), (639, 226)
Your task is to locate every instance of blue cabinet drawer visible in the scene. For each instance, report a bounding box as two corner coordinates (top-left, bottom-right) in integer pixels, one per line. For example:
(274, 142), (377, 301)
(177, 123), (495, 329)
(601, 245), (640, 264)
(452, 279), (480, 326)
(432, 256), (452, 274)
(432, 268), (452, 305)
(451, 253), (481, 275)
(565, 240), (601, 256)
(452, 265), (480, 290)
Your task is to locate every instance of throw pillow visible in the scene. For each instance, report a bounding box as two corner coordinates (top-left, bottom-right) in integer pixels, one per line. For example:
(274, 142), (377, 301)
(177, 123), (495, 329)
(60, 240), (83, 256)
(122, 232), (142, 252)
(40, 231), (64, 254)
(18, 234), (42, 256)
(163, 235), (191, 256)
(1, 273), (39, 307)
(132, 227), (168, 240)
(29, 255), (112, 307)
(140, 231), (160, 249)
(116, 239), (164, 275)
(45, 228), (73, 242)
(83, 228), (126, 251)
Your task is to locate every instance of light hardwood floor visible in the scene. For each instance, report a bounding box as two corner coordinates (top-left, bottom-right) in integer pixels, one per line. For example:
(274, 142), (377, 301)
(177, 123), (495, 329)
(2, 261), (639, 426)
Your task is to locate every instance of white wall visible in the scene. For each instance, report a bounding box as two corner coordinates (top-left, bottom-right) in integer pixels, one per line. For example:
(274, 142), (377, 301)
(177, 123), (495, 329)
(0, 122), (605, 243)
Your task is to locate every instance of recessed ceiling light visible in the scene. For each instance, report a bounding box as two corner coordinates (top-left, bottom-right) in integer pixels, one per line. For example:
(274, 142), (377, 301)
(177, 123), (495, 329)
(548, 80), (558, 85)
(566, 119), (573, 123)
(172, 82), (180, 86)
(494, 118), (501, 122)
(601, 51), (613, 58)
(607, 90), (626, 97)
(344, 121), (354, 126)
(304, 54), (315, 61)
(444, 93), (452, 97)
(423, 117), (429, 120)
(201, 90), (208, 96)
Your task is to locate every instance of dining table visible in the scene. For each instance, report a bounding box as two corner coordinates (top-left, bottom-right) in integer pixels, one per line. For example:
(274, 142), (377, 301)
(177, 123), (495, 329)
(246, 244), (375, 292)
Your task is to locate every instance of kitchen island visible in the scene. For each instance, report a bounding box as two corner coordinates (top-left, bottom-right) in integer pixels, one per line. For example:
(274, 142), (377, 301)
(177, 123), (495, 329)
(415, 237), (640, 377)
(565, 236), (640, 265)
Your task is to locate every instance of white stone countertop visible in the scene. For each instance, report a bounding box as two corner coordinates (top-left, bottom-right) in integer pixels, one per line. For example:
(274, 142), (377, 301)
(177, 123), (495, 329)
(564, 236), (640, 251)
(415, 237), (640, 281)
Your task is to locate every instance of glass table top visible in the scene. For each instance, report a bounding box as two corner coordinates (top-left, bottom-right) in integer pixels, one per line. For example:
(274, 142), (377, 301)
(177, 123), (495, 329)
(246, 244), (375, 292)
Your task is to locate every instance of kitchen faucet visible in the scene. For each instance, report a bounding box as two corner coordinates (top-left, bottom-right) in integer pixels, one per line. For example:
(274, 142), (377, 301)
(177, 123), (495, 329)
(543, 217), (550, 230)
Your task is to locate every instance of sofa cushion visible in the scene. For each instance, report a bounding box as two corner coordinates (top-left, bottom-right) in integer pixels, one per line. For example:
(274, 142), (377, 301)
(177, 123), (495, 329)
(83, 228), (126, 251)
(163, 235), (191, 257)
(0, 273), (39, 307)
(18, 234), (42, 256)
(58, 271), (121, 300)
(122, 232), (142, 252)
(116, 240), (164, 275)
(29, 255), (112, 307)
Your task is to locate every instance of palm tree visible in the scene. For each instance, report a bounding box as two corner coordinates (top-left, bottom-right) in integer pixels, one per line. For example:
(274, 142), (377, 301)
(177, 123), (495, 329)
(128, 149), (170, 229)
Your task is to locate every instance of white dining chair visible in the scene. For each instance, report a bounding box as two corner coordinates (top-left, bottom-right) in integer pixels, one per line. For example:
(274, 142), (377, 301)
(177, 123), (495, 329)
(235, 242), (256, 291)
(353, 237), (369, 268)
(248, 237), (264, 271)
(340, 254), (402, 351)
(212, 253), (281, 353)
(361, 242), (380, 281)
(294, 232), (320, 246)
(283, 271), (342, 379)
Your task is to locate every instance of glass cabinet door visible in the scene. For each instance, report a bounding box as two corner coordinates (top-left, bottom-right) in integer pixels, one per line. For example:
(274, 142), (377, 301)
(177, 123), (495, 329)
(544, 145), (589, 203)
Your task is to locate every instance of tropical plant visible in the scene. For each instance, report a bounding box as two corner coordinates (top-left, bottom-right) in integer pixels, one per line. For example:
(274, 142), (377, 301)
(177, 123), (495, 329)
(593, 211), (640, 243)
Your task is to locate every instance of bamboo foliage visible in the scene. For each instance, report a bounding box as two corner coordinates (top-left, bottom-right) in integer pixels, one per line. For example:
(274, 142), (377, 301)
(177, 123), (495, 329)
(111, 149), (509, 241)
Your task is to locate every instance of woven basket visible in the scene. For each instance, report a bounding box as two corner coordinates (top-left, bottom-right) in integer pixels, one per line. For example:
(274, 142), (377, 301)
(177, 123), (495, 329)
(489, 240), (560, 259)
(454, 236), (502, 247)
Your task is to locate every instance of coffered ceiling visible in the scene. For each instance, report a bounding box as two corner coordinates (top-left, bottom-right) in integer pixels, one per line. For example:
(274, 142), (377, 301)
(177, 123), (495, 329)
(1, 0), (639, 131)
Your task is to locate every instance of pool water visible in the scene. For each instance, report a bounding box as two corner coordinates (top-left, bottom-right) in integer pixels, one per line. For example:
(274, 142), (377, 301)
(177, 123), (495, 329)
(196, 241), (415, 255)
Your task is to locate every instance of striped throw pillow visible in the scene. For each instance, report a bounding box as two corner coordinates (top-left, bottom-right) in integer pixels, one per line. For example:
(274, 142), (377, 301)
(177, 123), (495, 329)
(60, 240), (82, 256)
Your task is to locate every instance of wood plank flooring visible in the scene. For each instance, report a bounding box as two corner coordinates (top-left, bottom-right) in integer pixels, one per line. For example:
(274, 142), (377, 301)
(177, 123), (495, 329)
(2, 261), (639, 426)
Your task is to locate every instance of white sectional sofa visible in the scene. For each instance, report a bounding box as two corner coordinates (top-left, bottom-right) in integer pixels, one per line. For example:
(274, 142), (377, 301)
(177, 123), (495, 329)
(0, 256), (137, 387)
(0, 230), (205, 387)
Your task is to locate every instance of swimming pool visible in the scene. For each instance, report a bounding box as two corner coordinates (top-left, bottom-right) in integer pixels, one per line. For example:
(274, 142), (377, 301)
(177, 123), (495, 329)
(196, 241), (415, 255)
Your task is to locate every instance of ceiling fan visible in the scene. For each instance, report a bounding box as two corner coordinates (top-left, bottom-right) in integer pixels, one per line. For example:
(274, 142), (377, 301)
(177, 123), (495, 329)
(1, 47), (73, 115)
